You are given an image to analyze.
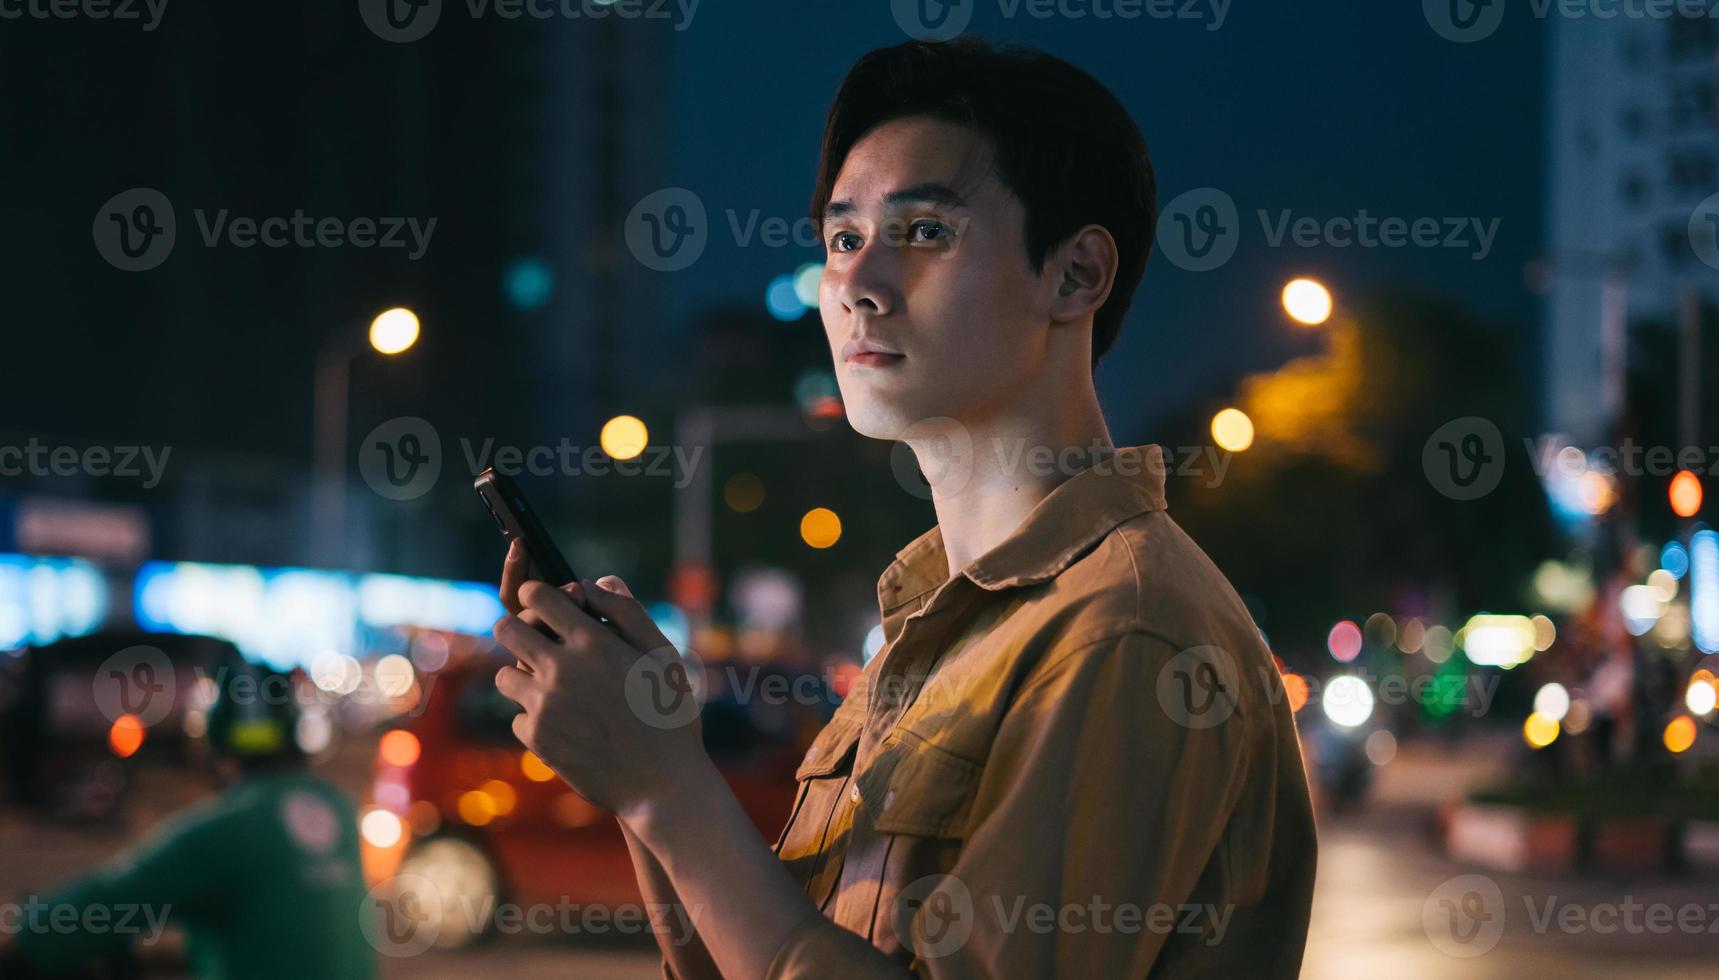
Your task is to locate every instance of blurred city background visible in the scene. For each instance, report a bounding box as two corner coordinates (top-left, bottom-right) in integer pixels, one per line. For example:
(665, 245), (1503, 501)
(2, 2), (1719, 977)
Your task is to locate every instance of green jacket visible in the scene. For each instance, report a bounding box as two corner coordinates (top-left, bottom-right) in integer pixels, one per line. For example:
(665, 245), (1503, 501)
(18, 769), (377, 980)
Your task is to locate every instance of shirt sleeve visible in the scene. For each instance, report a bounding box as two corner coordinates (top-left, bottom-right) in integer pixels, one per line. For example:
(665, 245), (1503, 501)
(766, 630), (1254, 979)
(16, 796), (233, 973)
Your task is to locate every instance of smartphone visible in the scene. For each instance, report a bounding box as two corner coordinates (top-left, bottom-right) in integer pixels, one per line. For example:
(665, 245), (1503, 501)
(474, 468), (578, 587)
(475, 468), (617, 643)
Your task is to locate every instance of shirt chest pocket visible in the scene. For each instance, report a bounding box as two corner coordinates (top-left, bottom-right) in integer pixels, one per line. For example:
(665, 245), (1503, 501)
(773, 716), (864, 909)
(856, 728), (984, 839)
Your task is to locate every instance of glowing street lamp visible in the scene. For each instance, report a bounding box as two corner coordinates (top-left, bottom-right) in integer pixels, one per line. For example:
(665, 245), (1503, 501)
(1281, 278), (1333, 326)
(314, 306), (423, 567)
(1211, 407), (1255, 453)
(369, 307), (421, 355)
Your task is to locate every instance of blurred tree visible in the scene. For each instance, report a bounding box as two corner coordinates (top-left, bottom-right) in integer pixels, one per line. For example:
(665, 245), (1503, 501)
(1154, 290), (1558, 666)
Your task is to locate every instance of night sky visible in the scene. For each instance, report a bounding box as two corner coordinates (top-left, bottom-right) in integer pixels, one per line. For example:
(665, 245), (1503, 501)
(1, 2), (1543, 456)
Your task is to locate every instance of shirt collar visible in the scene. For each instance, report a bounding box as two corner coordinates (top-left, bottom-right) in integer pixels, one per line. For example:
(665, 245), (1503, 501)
(875, 444), (1170, 612)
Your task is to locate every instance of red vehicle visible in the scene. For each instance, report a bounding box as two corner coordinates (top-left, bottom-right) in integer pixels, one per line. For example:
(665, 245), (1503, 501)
(360, 654), (807, 948)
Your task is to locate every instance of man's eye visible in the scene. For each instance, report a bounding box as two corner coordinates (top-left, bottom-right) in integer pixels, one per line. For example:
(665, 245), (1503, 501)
(910, 220), (948, 243)
(828, 230), (861, 252)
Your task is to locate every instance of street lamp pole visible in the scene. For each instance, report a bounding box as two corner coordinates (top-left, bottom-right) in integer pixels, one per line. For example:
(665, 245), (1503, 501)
(312, 308), (421, 569)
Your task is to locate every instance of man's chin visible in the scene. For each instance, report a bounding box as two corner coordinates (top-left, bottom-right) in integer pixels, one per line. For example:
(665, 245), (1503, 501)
(843, 400), (970, 444)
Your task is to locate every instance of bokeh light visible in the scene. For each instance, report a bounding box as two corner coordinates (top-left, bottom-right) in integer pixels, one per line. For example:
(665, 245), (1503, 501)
(368, 307), (420, 355)
(1211, 407), (1255, 452)
(1281, 277), (1333, 325)
(600, 414), (649, 460)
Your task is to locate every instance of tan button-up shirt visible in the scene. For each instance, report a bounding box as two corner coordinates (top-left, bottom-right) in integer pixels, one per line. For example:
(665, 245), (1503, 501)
(753, 444), (1315, 978)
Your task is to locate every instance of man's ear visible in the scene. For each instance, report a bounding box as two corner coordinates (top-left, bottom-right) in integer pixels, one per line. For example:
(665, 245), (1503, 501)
(1048, 224), (1119, 324)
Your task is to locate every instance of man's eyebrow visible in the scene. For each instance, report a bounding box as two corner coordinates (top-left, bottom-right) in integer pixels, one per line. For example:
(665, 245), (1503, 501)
(823, 182), (968, 220)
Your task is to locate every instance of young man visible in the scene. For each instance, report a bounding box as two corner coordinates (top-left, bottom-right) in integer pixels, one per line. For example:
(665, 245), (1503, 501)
(492, 37), (1317, 979)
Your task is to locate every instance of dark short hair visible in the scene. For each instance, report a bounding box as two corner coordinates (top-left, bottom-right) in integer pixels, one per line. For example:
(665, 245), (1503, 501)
(809, 38), (1156, 369)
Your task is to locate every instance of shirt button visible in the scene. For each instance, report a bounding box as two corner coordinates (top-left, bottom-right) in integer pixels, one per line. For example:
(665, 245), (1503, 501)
(849, 783), (861, 804)
(883, 790), (896, 811)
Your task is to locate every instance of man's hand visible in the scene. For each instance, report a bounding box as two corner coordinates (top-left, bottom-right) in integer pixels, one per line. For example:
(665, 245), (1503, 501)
(492, 543), (709, 823)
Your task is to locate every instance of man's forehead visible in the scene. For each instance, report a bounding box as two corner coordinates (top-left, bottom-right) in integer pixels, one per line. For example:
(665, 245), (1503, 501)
(831, 119), (998, 205)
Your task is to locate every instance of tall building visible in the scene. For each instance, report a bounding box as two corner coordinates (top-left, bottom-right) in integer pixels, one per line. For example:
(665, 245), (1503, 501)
(525, 20), (674, 467)
(1543, 13), (1717, 445)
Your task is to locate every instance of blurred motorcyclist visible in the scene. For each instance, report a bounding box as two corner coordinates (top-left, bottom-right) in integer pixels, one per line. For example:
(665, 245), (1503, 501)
(3, 659), (377, 980)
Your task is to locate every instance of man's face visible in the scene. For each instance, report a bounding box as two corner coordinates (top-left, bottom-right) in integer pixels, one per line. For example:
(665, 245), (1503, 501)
(820, 116), (1055, 440)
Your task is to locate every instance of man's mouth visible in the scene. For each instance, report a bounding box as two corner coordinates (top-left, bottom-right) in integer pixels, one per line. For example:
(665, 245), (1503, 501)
(841, 338), (905, 367)
(846, 351), (905, 368)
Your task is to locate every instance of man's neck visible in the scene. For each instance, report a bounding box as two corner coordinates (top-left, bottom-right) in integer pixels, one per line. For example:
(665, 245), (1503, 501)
(913, 380), (1113, 579)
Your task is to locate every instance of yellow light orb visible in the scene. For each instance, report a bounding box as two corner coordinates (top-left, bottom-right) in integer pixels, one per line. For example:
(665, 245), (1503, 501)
(1523, 711), (1560, 749)
(1211, 407), (1255, 452)
(1281, 278), (1333, 326)
(520, 751), (556, 782)
(480, 779), (517, 816)
(457, 790), (496, 826)
(1664, 715), (1697, 754)
(369, 307), (421, 355)
(599, 415), (649, 460)
(800, 507), (842, 549)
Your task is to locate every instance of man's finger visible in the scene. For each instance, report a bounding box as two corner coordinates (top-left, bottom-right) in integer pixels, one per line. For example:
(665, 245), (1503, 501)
(519, 579), (602, 647)
(493, 613), (559, 670)
(579, 576), (662, 650)
(494, 663), (535, 707)
(500, 538), (530, 614)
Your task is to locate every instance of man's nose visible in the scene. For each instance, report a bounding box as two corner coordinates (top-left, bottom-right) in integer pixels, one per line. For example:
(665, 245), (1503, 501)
(834, 243), (901, 317)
